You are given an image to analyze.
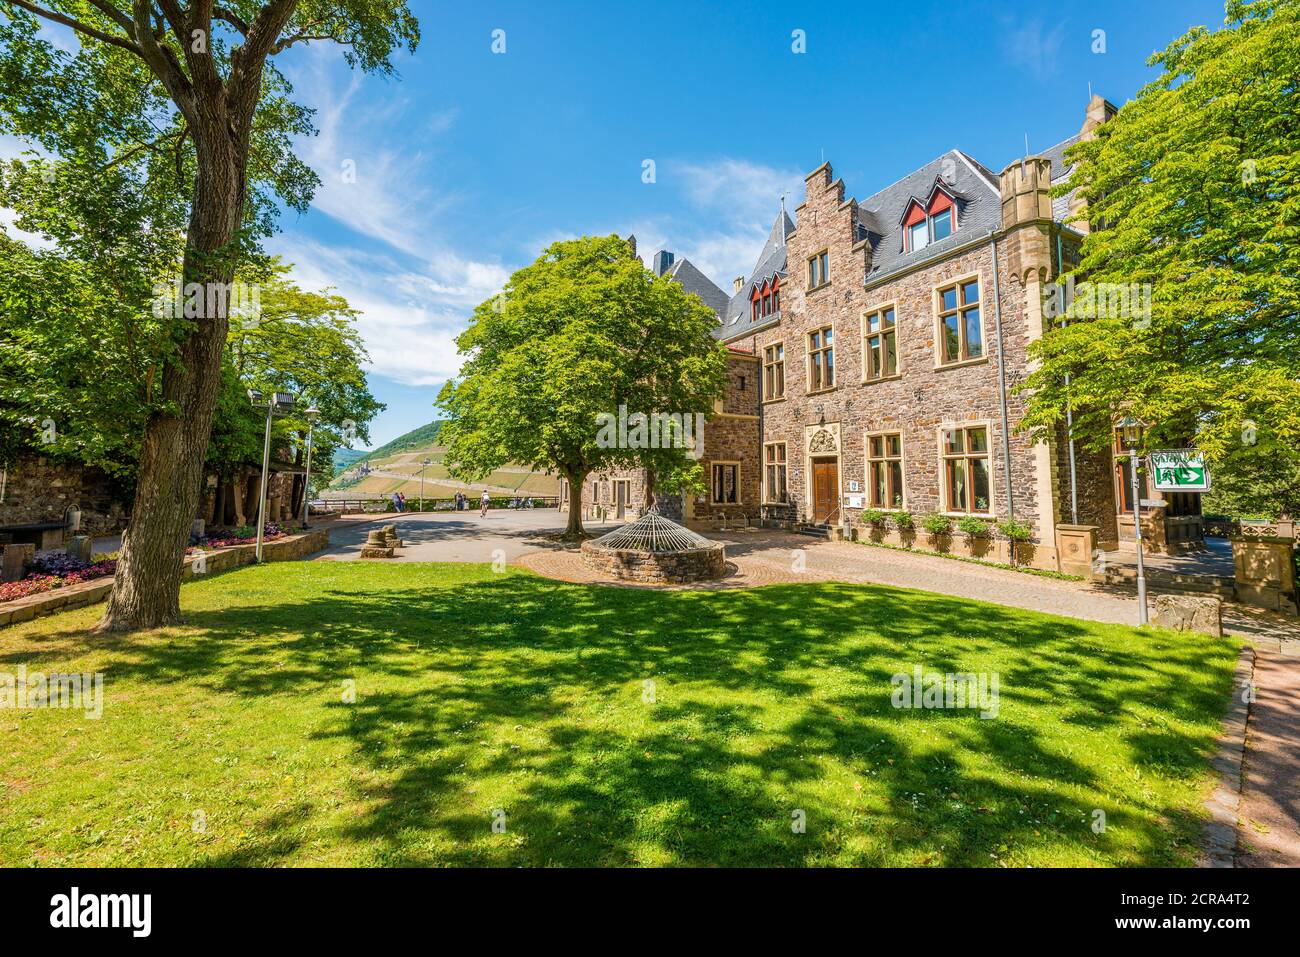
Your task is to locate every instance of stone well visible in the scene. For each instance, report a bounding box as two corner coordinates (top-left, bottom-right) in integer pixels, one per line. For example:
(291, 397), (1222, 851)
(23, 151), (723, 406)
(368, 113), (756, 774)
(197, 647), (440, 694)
(579, 511), (725, 584)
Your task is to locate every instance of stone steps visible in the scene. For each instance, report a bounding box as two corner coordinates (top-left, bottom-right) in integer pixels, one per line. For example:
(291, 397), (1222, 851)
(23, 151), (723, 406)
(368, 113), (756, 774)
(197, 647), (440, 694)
(1103, 565), (1236, 600)
(793, 524), (830, 540)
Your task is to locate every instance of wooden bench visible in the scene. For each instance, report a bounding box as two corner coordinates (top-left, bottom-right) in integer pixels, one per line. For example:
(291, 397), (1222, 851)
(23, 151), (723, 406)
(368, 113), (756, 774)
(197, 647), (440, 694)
(0, 521), (68, 551)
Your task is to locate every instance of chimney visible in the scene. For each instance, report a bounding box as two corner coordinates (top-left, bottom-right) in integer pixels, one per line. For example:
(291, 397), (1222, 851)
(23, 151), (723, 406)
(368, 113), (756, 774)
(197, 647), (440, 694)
(1080, 93), (1117, 141)
(733, 276), (744, 293)
(651, 250), (675, 276)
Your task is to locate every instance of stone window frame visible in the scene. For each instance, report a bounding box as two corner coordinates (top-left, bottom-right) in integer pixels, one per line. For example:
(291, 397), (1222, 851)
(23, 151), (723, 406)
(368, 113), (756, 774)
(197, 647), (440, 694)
(937, 420), (996, 517)
(806, 249), (830, 291)
(762, 342), (786, 402)
(864, 430), (907, 510)
(860, 300), (902, 383)
(710, 460), (742, 506)
(932, 271), (988, 369)
(806, 324), (836, 394)
(762, 442), (789, 505)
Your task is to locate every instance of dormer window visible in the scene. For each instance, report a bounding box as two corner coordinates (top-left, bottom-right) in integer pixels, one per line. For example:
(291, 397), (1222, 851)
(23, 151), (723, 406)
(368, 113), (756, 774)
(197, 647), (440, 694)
(902, 184), (957, 253)
(749, 277), (780, 321)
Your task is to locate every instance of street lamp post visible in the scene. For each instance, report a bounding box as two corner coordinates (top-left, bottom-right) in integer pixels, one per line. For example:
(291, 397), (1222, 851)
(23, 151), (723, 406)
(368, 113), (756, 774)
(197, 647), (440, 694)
(301, 405), (320, 529)
(248, 389), (296, 562)
(1120, 417), (1149, 626)
(419, 458), (431, 511)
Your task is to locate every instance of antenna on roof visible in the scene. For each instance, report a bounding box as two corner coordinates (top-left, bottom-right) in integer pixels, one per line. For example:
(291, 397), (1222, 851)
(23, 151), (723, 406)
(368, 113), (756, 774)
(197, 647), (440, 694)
(1024, 133), (1030, 157)
(1088, 80), (1093, 100)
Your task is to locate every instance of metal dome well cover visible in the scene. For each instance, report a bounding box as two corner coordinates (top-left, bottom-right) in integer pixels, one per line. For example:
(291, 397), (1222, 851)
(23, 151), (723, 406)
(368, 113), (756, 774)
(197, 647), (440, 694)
(591, 511), (715, 553)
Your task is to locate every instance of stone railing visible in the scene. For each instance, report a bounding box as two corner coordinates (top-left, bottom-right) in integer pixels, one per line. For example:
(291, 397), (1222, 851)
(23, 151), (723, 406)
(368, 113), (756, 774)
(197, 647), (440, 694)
(1204, 517), (1296, 540)
(0, 527), (330, 629)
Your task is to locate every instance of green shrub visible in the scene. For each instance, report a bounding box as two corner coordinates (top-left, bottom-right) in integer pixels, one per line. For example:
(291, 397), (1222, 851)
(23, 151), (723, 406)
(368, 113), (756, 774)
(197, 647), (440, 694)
(998, 518), (1034, 542)
(891, 510), (915, 531)
(921, 513), (952, 536)
(956, 516), (991, 538)
(859, 508), (887, 528)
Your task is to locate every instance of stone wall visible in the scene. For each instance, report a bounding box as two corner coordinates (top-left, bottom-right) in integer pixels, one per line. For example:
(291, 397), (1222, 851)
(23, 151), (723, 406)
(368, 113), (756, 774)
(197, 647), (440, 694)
(0, 455), (128, 538)
(580, 540), (726, 584)
(690, 352), (762, 525)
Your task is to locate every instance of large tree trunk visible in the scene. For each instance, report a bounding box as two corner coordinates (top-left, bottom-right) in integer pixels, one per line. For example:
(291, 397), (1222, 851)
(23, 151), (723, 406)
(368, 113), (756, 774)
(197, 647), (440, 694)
(564, 470), (587, 538)
(96, 147), (244, 632)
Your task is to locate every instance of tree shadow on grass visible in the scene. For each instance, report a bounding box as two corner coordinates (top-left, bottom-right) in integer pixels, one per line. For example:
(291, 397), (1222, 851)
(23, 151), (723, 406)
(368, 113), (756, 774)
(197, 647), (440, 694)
(7, 567), (1238, 866)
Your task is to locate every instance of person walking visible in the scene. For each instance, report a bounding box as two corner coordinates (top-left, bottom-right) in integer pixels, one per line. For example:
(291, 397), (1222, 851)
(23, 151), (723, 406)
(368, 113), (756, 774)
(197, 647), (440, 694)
(480, 490), (490, 518)
(397, 492), (407, 512)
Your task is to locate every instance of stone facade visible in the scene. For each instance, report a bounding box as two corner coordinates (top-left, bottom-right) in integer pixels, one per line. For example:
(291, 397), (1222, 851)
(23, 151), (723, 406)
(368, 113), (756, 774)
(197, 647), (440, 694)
(0, 455), (128, 539)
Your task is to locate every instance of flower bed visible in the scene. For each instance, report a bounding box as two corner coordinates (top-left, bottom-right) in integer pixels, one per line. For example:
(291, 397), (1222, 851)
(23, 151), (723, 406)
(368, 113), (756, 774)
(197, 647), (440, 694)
(203, 523), (289, 548)
(0, 523), (289, 605)
(0, 557), (118, 603)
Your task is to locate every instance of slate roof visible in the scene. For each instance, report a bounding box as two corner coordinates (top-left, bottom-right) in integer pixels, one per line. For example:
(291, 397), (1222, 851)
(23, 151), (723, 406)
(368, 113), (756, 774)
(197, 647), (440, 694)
(715, 208), (795, 340)
(664, 256), (730, 318)
(859, 149), (1002, 285)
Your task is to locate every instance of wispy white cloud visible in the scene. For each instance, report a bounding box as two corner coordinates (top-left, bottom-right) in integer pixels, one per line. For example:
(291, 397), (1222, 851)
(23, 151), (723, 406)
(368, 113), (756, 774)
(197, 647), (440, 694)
(269, 234), (506, 387)
(1001, 18), (1067, 80)
(530, 158), (801, 295)
(273, 50), (506, 387)
(676, 158), (803, 224)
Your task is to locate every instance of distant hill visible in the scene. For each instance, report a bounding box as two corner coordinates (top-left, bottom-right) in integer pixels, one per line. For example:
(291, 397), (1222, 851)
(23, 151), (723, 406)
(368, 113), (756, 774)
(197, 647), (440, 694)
(324, 420), (559, 500)
(330, 447), (367, 475)
(367, 420), (443, 460)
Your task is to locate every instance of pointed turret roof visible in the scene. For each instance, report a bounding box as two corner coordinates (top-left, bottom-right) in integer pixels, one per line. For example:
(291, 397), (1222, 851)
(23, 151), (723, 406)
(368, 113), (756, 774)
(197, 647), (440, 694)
(716, 206), (793, 340)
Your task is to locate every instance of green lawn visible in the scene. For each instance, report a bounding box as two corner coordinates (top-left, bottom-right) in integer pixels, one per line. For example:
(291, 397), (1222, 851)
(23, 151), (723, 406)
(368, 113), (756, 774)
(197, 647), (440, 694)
(0, 562), (1238, 867)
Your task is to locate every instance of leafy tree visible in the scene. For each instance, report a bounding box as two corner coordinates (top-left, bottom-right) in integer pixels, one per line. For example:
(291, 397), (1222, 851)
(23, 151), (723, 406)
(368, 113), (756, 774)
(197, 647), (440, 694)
(0, 241), (381, 525)
(0, 1), (417, 629)
(213, 261), (382, 515)
(1020, 0), (1300, 506)
(437, 236), (729, 537)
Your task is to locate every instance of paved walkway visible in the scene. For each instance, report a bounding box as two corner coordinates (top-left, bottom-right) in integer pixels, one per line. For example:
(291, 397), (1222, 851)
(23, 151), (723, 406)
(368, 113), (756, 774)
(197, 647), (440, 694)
(1237, 651), (1300, 866)
(314, 508), (596, 564)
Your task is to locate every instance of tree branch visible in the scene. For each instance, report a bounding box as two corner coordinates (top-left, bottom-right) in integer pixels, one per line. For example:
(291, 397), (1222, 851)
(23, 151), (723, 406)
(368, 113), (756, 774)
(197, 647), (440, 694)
(99, 124), (187, 170)
(4, 0), (145, 57)
(212, 5), (248, 34)
(130, 0), (197, 120)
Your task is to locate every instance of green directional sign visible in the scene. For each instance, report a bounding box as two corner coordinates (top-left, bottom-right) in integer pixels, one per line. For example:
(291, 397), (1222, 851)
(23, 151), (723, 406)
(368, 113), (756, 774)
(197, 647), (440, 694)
(1149, 450), (1211, 492)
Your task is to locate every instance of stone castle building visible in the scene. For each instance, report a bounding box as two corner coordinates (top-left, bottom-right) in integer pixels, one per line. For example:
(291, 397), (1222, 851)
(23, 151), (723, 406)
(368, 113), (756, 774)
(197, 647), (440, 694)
(563, 95), (1204, 568)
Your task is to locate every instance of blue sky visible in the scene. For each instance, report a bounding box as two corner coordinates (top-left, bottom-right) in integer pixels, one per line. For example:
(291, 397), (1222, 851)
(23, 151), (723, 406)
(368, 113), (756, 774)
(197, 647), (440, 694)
(232, 2), (1228, 446)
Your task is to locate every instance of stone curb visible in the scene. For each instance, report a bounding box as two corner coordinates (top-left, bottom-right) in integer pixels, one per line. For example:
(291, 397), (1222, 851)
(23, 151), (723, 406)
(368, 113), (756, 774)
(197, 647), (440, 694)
(1200, 643), (1256, 868)
(0, 528), (330, 629)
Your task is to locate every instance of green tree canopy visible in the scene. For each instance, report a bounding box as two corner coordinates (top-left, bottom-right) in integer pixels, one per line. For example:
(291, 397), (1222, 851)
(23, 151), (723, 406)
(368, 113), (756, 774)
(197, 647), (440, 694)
(437, 235), (729, 536)
(1020, 0), (1300, 516)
